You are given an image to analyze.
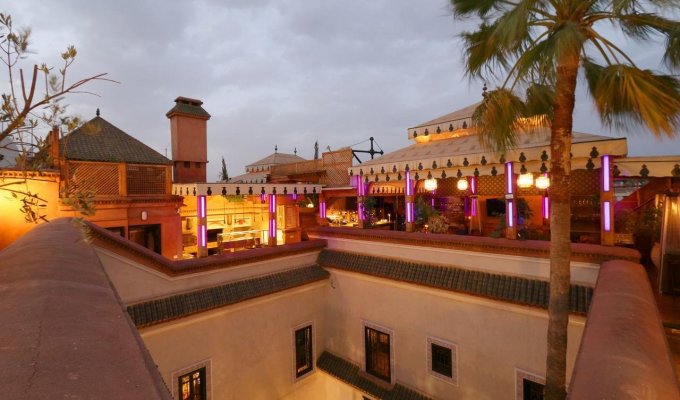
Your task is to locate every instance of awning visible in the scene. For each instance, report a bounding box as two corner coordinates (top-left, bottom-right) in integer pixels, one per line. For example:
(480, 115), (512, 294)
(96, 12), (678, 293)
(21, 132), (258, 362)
(614, 156), (680, 178)
(349, 129), (628, 182)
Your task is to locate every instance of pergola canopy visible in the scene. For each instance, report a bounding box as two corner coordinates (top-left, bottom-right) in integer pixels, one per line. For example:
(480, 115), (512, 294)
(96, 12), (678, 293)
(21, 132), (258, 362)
(349, 127), (629, 182)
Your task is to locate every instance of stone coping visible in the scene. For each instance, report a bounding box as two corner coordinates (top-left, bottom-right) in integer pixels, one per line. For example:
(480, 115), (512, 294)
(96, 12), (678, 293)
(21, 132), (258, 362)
(568, 260), (680, 399)
(0, 218), (171, 399)
(309, 226), (639, 264)
(87, 220), (327, 277)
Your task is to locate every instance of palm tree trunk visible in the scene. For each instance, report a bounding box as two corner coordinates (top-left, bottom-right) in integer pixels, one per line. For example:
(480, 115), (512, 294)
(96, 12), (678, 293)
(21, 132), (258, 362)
(545, 52), (578, 400)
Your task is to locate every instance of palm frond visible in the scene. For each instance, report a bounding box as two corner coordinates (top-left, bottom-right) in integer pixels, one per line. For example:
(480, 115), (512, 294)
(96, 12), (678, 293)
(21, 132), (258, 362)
(472, 88), (527, 152)
(450, 0), (505, 18)
(525, 83), (555, 119)
(663, 26), (680, 68)
(584, 60), (680, 137)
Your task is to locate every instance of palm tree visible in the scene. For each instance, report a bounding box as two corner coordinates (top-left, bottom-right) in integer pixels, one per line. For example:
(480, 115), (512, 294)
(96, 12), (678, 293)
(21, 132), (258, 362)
(450, 1), (680, 398)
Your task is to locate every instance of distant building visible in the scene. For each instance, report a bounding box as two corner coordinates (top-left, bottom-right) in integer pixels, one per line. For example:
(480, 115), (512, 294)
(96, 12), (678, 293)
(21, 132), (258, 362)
(229, 147), (307, 184)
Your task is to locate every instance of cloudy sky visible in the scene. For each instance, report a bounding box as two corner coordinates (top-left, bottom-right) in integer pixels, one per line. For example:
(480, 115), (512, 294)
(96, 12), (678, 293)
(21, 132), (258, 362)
(5, 0), (680, 179)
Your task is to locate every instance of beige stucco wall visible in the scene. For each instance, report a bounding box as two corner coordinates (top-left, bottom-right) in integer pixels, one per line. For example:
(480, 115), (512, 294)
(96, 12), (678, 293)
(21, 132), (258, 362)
(94, 246), (321, 304)
(324, 268), (585, 400)
(140, 282), (327, 400)
(316, 236), (599, 285)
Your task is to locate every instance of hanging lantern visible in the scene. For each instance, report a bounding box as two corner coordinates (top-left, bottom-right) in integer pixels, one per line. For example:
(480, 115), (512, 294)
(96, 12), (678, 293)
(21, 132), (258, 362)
(535, 175), (550, 190)
(457, 177), (469, 191)
(517, 173), (534, 188)
(424, 178), (438, 191)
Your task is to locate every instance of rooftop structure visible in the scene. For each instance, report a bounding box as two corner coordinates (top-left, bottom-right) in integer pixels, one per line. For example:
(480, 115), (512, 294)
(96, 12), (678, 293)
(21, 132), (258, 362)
(1, 218), (677, 399)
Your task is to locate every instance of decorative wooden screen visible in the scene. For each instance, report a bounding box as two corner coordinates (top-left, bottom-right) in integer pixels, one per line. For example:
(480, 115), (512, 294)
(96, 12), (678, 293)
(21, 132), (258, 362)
(68, 161), (119, 195)
(126, 164), (167, 195)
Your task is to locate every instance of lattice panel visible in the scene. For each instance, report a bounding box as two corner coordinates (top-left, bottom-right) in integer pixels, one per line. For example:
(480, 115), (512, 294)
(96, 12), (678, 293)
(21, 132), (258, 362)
(69, 162), (119, 195)
(569, 169), (599, 195)
(126, 165), (167, 195)
(477, 175), (505, 196)
(323, 149), (353, 187)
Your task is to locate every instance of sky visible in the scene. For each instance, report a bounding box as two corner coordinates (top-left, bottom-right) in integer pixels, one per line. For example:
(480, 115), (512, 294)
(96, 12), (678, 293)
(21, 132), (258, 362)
(4, 0), (680, 179)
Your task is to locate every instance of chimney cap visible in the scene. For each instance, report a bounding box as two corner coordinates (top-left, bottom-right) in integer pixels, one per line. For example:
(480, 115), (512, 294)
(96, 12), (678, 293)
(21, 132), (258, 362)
(166, 96), (211, 120)
(174, 96), (203, 106)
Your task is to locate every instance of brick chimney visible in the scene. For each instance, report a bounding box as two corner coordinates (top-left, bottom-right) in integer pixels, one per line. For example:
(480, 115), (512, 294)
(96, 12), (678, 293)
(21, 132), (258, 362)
(166, 97), (211, 183)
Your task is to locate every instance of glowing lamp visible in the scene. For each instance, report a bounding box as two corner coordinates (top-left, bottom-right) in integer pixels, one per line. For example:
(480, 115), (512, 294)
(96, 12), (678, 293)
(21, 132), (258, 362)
(535, 175), (550, 190)
(457, 177), (469, 191)
(517, 173), (534, 189)
(424, 178), (438, 191)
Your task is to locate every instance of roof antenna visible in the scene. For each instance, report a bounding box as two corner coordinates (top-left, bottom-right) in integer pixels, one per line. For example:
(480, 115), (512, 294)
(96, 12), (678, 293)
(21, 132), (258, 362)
(275, 145), (278, 153)
(294, 147), (297, 155)
(96, 108), (100, 117)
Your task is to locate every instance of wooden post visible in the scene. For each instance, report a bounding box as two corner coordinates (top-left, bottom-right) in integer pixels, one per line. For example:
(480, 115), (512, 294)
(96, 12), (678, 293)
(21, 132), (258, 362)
(600, 155), (615, 245)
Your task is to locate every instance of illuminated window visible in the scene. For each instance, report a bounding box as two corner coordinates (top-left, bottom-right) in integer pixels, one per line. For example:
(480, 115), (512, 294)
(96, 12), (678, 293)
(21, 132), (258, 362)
(365, 327), (391, 382)
(178, 367), (206, 400)
(294, 325), (313, 378)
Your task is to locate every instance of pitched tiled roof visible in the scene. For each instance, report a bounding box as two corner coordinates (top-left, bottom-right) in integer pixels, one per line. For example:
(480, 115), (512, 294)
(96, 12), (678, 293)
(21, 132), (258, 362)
(61, 117), (170, 165)
(409, 102), (480, 130)
(317, 352), (433, 400)
(127, 265), (329, 327)
(246, 152), (307, 168)
(317, 250), (593, 314)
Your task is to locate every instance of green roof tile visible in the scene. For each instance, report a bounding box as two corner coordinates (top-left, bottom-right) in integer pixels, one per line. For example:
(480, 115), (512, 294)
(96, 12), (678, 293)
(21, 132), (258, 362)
(317, 352), (432, 400)
(61, 117), (170, 165)
(317, 250), (593, 314)
(128, 265), (329, 327)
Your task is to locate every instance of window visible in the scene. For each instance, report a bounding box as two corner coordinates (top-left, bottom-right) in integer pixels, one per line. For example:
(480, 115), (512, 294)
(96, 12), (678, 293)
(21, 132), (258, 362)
(515, 369), (545, 400)
(431, 344), (452, 377)
(365, 326), (391, 382)
(178, 367), (206, 400)
(184, 161), (190, 168)
(195, 162), (201, 168)
(294, 325), (313, 378)
(427, 337), (458, 385)
(523, 379), (544, 400)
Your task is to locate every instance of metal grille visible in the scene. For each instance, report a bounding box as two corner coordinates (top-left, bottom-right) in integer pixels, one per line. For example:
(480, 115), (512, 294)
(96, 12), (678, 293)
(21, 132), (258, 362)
(68, 161), (119, 195)
(126, 164), (166, 195)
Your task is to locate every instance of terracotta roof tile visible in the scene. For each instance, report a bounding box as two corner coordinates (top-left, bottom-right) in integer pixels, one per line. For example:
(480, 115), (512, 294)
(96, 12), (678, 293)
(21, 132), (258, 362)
(317, 250), (592, 314)
(128, 265), (329, 327)
(61, 117), (170, 164)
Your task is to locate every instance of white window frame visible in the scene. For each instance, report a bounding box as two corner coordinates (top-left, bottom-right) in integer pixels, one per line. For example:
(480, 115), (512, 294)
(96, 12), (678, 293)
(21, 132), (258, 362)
(171, 359), (212, 400)
(291, 320), (316, 382)
(515, 367), (545, 400)
(426, 336), (459, 386)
